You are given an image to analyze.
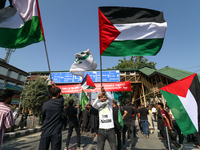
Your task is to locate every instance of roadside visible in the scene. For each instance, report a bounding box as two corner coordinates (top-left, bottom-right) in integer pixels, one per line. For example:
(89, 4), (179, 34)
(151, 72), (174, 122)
(4, 114), (41, 142)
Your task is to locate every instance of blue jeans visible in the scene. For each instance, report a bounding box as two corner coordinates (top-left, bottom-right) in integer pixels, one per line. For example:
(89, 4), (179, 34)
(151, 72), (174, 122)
(97, 128), (116, 150)
(141, 119), (149, 136)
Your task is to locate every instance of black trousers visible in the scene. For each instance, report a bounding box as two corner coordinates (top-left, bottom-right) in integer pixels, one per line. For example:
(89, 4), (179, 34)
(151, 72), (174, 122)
(39, 132), (62, 150)
(153, 113), (157, 121)
(122, 121), (134, 147)
(164, 127), (180, 150)
(66, 122), (80, 147)
(116, 128), (121, 150)
(63, 117), (67, 129)
(172, 120), (184, 144)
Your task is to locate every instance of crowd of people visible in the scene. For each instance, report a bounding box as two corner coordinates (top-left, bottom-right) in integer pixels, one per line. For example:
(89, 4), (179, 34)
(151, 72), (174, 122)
(0, 81), (200, 150)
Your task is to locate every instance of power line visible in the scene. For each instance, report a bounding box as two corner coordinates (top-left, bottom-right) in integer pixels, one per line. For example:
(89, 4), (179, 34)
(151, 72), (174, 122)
(181, 65), (200, 70)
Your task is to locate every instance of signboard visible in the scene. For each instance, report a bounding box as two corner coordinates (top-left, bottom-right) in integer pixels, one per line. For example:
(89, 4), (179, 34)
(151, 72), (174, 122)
(11, 95), (20, 104)
(51, 70), (120, 83)
(57, 81), (132, 94)
(6, 84), (23, 92)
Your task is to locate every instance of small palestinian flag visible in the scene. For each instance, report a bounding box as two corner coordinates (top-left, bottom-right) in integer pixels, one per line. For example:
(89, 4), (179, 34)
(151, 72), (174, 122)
(160, 73), (200, 135)
(81, 74), (96, 89)
(99, 7), (167, 56)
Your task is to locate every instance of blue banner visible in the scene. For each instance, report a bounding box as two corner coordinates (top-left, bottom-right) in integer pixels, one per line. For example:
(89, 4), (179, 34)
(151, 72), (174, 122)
(51, 70), (120, 83)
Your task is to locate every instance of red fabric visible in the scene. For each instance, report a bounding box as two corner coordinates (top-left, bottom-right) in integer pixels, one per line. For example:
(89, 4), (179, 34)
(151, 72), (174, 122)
(86, 74), (96, 88)
(160, 109), (171, 127)
(98, 8), (120, 55)
(160, 73), (197, 98)
(36, 0), (45, 40)
(57, 81), (132, 94)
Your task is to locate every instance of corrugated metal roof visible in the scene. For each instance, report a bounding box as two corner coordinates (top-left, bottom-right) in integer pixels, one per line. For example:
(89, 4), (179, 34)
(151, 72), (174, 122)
(156, 66), (200, 81)
(138, 67), (156, 76)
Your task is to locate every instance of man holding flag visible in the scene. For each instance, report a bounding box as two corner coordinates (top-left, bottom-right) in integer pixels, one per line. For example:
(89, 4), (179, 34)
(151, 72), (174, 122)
(92, 86), (116, 150)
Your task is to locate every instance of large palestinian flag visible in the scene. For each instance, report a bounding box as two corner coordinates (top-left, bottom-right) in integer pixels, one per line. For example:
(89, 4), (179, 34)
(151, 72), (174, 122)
(0, 0), (44, 49)
(160, 73), (200, 135)
(99, 7), (167, 56)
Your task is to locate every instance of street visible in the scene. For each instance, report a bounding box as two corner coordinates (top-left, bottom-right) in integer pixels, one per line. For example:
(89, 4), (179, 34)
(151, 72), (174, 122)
(2, 125), (199, 150)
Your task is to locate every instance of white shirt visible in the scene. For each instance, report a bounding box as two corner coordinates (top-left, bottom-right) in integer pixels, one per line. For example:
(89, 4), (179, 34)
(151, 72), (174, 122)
(13, 107), (19, 121)
(151, 107), (156, 113)
(92, 93), (114, 129)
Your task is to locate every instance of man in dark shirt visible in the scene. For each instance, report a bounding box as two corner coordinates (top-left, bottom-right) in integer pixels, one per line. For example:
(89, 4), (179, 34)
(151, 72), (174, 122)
(63, 105), (68, 129)
(138, 103), (149, 137)
(157, 103), (182, 150)
(64, 100), (82, 150)
(113, 100), (127, 150)
(39, 81), (64, 150)
(122, 99), (135, 149)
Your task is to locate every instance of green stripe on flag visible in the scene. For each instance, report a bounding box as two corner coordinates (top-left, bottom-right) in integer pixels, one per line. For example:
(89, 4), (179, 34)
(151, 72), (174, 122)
(161, 90), (197, 135)
(0, 16), (44, 49)
(102, 38), (164, 56)
(80, 90), (88, 111)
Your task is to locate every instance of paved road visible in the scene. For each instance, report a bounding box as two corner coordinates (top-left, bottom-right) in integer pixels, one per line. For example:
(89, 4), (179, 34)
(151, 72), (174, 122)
(2, 126), (199, 150)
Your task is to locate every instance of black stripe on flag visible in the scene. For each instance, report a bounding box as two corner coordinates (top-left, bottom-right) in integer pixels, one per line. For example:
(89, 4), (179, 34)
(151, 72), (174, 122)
(189, 75), (200, 123)
(99, 6), (165, 24)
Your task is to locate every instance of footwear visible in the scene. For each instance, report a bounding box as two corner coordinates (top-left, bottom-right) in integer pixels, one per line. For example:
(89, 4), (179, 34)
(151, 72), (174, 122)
(178, 144), (183, 150)
(64, 147), (68, 150)
(76, 147), (83, 150)
(122, 145), (126, 149)
(146, 135), (149, 138)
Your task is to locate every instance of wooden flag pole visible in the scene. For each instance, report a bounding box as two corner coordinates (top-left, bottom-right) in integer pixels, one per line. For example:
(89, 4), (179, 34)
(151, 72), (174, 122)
(44, 41), (52, 80)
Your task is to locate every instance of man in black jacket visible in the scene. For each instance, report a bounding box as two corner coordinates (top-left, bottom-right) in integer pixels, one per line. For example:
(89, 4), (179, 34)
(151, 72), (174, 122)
(122, 99), (135, 149)
(64, 100), (82, 150)
(39, 81), (64, 150)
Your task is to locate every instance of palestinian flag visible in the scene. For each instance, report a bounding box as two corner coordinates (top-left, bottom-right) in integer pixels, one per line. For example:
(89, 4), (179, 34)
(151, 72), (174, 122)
(80, 90), (89, 111)
(0, 0), (44, 49)
(81, 74), (96, 89)
(99, 7), (167, 56)
(160, 73), (200, 135)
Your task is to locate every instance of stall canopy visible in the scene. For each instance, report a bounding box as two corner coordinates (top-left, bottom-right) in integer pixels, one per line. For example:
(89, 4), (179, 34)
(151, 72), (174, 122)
(57, 81), (132, 94)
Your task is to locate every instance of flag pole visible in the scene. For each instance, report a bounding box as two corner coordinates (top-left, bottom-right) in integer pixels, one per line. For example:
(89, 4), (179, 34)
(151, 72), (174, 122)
(100, 55), (103, 86)
(43, 41), (52, 80)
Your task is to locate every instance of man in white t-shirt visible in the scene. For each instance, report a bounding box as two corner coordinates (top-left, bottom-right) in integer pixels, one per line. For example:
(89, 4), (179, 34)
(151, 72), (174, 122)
(92, 86), (116, 150)
(151, 105), (157, 121)
(13, 104), (19, 122)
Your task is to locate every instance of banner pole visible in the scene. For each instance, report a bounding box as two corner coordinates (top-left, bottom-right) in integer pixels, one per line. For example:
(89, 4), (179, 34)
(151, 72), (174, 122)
(44, 41), (52, 80)
(100, 55), (103, 86)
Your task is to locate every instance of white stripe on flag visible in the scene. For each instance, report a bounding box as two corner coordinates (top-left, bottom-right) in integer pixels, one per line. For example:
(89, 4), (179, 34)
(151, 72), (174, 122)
(114, 22), (167, 41)
(178, 89), (198, 131)
(13, 0), (39, 22)
(82, 82), (89, 90)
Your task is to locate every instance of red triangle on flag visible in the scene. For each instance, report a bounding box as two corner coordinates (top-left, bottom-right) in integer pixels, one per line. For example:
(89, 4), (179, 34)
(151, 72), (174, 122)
(86, 74), (96, 88)
(160, 73), (197, 98)
(98, 8), (121, 55)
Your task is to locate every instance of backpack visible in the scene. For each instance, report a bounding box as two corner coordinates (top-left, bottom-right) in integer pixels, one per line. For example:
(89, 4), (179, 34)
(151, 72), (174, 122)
(118, 109), (124, 127)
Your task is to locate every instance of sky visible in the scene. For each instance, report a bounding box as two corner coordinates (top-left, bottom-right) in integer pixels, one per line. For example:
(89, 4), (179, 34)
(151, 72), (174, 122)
(1, 0), (200, 74)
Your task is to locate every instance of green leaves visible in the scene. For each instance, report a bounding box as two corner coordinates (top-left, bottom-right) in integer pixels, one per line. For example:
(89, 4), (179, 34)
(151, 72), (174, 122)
(109, 56), (156, 70)
(21, 76), (49, 115)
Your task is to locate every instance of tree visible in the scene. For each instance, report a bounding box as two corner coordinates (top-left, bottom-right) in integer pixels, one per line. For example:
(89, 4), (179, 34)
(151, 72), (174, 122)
(64, 94), (79, 107)
(21, 76), (49, 127)
(109, 56), (156, 69)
